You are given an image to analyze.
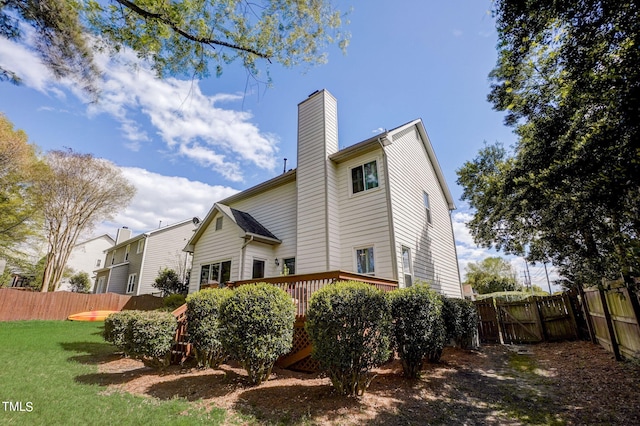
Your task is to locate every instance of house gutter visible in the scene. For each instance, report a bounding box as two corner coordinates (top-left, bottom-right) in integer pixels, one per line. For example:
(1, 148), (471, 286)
(240, 235), (254, 280)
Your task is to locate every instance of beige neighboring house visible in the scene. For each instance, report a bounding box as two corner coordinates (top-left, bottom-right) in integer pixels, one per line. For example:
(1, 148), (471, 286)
(56, 234), (115, 292)
(94, 220), (197, 295)
(185, 89), (463, 298)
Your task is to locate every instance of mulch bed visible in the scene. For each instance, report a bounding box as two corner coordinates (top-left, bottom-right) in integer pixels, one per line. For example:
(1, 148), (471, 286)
(86, 340), (640, 425)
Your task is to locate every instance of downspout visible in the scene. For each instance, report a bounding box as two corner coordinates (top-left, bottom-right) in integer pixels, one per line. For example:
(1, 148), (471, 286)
(136, 235), (149, 296)
(449, 210), (464, 298)
(378, 136), (399, 282)
(240, 235), (254, 280)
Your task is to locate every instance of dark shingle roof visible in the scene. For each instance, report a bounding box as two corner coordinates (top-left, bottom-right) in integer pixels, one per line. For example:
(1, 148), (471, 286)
(230, 208), (279, 241)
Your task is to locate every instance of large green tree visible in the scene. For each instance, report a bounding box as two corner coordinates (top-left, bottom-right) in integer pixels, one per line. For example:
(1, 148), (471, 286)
(34, 150), (136, 292)
(464, 257), (522, 295)
(1, 0), (349, 92)
(457, 1), (640, 287)
(0, 114), (44, 267)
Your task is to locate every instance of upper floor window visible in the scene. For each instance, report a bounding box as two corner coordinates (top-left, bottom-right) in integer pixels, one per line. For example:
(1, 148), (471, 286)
(351, 160), (379, 194)
(423, 192), (432, 225)
(126, 273), (136, 294)
(215, 216), (223, 231)
(356, 247), (375, 275)
(110, 251), (116, 265)
(96, 259), (101, 267)
(124, 244), (130, 261)
(136, 239), (144, 254)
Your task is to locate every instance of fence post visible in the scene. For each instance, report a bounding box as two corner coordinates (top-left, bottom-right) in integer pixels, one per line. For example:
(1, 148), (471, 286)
(599, 287), (622, 361)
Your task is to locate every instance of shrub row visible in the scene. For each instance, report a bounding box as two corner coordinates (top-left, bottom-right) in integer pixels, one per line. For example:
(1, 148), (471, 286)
(103, 310), (177, 369)
(186, 284), (295, 385)
(305, 281), (478, 395)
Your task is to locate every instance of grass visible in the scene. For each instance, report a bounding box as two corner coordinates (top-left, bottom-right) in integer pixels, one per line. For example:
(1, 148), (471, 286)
(0, 321), (226, 425)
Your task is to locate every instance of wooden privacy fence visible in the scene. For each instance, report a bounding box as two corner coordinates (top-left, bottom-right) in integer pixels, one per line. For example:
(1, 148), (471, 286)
(581, 285), (640, 360)
(0, 288), (164, 321)
(475, 294), (579, 344)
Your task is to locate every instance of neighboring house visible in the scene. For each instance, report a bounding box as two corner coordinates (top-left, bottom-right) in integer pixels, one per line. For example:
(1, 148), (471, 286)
(185, 89), (462, 298)
(94, 220), (196, 295)
(56, 234), (115, 292)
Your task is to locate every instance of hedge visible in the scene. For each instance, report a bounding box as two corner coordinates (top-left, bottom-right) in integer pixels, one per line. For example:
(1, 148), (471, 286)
(186, 288), (233, 368)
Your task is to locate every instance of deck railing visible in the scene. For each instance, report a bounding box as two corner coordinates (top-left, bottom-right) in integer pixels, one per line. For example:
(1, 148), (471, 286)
(228, 270), (398, 318)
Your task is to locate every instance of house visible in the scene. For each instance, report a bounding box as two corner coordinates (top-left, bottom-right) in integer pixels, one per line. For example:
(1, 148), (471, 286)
(55, 234), (115, 292)
(94, 220), (197, 295)
(185, 89), (462, 297)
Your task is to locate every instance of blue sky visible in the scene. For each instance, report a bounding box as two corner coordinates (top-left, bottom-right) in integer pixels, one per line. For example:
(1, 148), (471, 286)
(0, 1), (560, 291)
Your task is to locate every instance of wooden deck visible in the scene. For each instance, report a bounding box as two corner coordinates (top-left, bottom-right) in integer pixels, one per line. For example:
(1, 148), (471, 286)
(171, 270), (398, 370)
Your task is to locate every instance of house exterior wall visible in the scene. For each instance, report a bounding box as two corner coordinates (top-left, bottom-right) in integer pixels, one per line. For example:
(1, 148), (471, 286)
(385, 125), (461, 297)
(334, 150), (395, 280)
(57, 235), (114, 292)
(189, 212), (244, 293)
(106, 263), (129, 294)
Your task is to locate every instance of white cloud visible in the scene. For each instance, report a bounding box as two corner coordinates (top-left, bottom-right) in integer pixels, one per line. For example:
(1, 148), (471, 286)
(0, 37), (279, 182)
(93, 167), (239, 237)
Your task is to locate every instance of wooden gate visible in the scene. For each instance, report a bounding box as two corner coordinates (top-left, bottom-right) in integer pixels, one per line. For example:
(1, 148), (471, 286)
(475, 294), (578, 344)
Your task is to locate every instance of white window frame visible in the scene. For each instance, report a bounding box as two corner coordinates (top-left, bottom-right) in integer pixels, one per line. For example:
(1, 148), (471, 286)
(354, 246), (375, 275)
(350, 160), (380, 195)
(136, 239), (144, 254)
(200, 260), (232, 287)
(215, 216), (223, 231)
(401, 246), (413, 287)
(124, 244), (130, 261)
(423, 191), (432, 225)
(126, 273), (136, 294)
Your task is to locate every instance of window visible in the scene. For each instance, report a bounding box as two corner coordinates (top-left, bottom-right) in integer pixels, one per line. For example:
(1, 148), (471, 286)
(96, 259), (101, 267)
(124, 244), (130, 261)
(402, 246), (413, 287)
(136, 239), (144, 254)
(110, 251), (116, 265)
(252, 259), (265, 279)
(96, 276), (106, 293)
(126, 273), (136, 294)
(356, 247), (375, 275)
(423, 192), (432, 225)
(215, 216), (223, 231)
(283, 257), (296, 275)
(200, 260), (232, 287)
(351, 160), (379, 194)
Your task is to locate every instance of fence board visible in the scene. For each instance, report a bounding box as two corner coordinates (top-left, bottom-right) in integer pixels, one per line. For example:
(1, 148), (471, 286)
(474, 300), (500, 343)
(0, 289), (163, 321)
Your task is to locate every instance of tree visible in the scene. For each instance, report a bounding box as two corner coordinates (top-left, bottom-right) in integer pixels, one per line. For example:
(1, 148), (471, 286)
(34, 150), (136, 292)
(464, 257), (522, 295)
(458, 1), (640, 286)
(153, 268), (187, 296)
(68, 271), (91, 293)
(0, 114), (44, 266)
(1, 0), (349, 92)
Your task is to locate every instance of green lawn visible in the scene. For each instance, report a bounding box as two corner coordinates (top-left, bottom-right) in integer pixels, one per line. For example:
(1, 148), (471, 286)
(0, 321), (226, 425)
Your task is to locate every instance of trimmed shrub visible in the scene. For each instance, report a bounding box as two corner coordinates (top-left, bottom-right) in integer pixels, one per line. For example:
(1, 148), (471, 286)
(103, 310), (177, 369)
(388, 284), (446, 377)
(220, 284), (295, 385)
(306, 281), (392, 396)
(186, 288), (233, 368)
(441, 296), (478, 349)
(103, 310), (142, 354)
(163, 293), (186, 311)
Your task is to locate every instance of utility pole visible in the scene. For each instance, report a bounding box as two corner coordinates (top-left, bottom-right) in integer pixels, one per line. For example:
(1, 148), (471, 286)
(544, 263), (552, 295)
(524, 261), (532, 293)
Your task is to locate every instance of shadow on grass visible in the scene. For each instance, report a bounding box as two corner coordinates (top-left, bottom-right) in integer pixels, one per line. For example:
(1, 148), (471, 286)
(59, 341), (121, 365)
(75, 367), (153, 387)
(145, 369), (248, 401)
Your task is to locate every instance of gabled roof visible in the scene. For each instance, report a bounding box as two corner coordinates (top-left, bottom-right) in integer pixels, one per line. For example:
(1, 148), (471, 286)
(108, 218), (196, 252)
(185, 203), (281, 251)
(329, 119), (456, 210)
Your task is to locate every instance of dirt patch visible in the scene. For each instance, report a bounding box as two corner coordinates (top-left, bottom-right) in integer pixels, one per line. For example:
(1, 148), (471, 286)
(91, 341), (640, 425)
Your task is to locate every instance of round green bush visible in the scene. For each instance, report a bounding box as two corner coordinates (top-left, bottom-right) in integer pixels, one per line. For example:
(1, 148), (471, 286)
(441, 296), (478, 349)
(163, 293), (186, 311)
(219, 284), (295, 385)
(186, 288), (233, 368)
(306, 281), (392, 396)
(388, 284), (446, 377)
(103, 310), (177, 369)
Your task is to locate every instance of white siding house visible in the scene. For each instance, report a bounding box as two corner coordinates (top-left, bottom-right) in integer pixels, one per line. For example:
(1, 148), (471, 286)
(56, 234), (115, 292)
(186, 89), (462, 297)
